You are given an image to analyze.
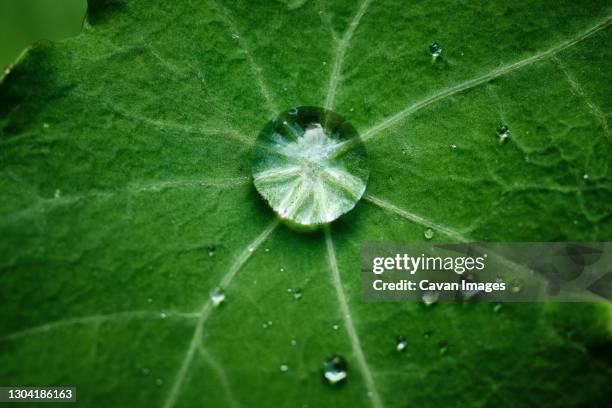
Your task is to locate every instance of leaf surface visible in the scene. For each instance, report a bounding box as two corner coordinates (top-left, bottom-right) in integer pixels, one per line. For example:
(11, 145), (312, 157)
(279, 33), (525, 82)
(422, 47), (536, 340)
(1, 1), (611, 407)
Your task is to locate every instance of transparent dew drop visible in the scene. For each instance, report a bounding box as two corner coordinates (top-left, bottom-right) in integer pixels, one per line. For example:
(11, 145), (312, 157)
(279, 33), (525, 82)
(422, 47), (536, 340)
(262, 320), (273, 329)
(424, 228), (435, 240)
(323, 355), (347, 385)
(332, 324), (339, 330)
(251, 106), (369, 226)
(428, 42), (442, 58)
(160, 312), (167, 319)
(43, 123), (50, 129)
(210, 287), (226, 307)
(291, 339), (297, 346)
(155, 378), (164, 386)
(496, 125), (510, 142)
(290, 288), (302, 300)
(207, 246), (216, 257)
(492, 303), (503, 313)
(422, 291), (439, 306)
(510, 279), (523, 294)
(438, 340), (449, 355)
(280, 364), (289, 372)
(396, 336), (407, 352)
(147, 298), (153, 303)
(449, 144), (457, 150)
(583, 173), (589, 180)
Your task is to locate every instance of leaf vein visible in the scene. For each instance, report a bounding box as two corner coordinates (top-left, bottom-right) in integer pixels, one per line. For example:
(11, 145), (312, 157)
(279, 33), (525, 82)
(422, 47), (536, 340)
(361, 17), (612, 142)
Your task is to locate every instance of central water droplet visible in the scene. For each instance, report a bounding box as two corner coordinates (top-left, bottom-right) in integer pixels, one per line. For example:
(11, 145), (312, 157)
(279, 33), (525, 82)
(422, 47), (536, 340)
(323, 355), (347, 385)
(251, 106), (369, 226)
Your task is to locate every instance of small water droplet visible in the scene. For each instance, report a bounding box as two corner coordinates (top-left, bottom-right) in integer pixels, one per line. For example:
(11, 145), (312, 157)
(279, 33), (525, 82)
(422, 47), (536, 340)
(265, 247), (270, 252)
(155, 378), (164, 386)
(349, 107), (354, 112)
(291, 339), (297, 346)
(207, 246), (216, 257)
(422, 291), (439, 306)
(424, 228), (435, 240)
(160, 312), (167, 319)
(322, 61), (327, 65)
(231, 32), (240, 39)
(141, 367), (150, 375)
(395, 336), (407, 352)
(401, 148), (408, 155)
(423, 330), (432, 339)
(248, 246), (254, 252)
(280, 363), (289, 372)
(147, 298), (153, 303)
(290, 288), (302, 300)
(492, 303), (503, 313)
(43, 123), (50, 129)
(280, 267), (285, 272)
(4, 68), (10, 76)
(323, 355), (347, 385)
(428, 42), (442, 58)
(332, 324), (339, 330)
(210, 287), (225, 307)
(438, 340), (449, 355)
(53, 189), (61, 198)
(510, 280), (522, 294)
(496, 125), (510, 142)
(583, 173), (589, 180)
(449, 144), (457, 150)
(262, 320), (273, 329)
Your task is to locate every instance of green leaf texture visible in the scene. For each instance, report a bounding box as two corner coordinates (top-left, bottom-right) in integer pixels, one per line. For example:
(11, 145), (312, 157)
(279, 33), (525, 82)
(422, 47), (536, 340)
(1, 0), (611, 407)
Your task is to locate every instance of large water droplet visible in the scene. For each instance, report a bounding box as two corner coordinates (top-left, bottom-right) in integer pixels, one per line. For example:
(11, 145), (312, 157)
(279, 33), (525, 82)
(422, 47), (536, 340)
(210, 287), (225, 307)
(323, 355), (347, 385)
(396, 336), (407, 352)
(428, 42), (442, 58)
(496, 125), (510, 142)
(251, 107), (369, 226)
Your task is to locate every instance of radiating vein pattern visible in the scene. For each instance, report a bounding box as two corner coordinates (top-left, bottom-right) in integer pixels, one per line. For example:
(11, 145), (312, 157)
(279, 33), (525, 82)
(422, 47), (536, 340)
(324, 0), (372, 110)
(0, 311), (198, 342)
(162, 219), (279, 408)
(325, 227), (383, 408)
(251, 107), (369, 225)
(213, 0), (278, 115)
(364, 194), (469, 242)
(361, 16), (612, 141)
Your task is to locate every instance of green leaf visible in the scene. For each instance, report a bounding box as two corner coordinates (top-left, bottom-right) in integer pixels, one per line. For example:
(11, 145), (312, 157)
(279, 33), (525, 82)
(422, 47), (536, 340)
(1, 1), (611, 407)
